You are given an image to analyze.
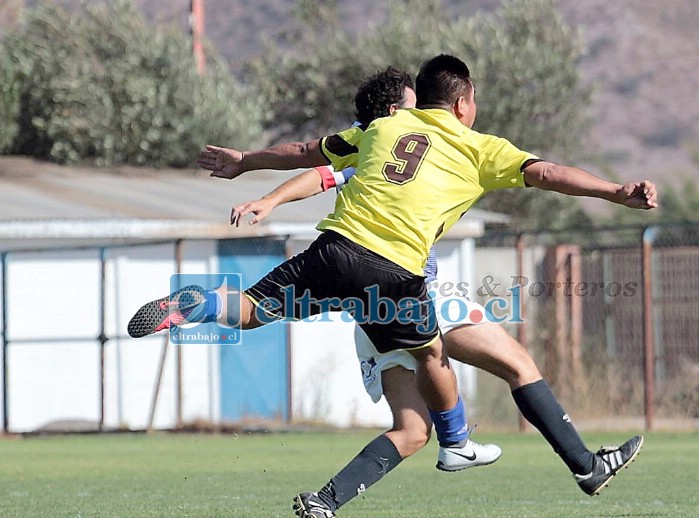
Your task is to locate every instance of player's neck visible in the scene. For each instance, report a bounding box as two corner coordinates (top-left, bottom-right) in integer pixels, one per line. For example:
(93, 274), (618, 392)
(416, 102), (452, 113)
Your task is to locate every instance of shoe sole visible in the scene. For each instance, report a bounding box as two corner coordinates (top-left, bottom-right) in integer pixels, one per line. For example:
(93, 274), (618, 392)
(127, 285), (206, 338)
(292, 494), (334, 517)
(591, 435), (644, 496)
(292, 494), (305, 517)
(435, 453), (502, 472)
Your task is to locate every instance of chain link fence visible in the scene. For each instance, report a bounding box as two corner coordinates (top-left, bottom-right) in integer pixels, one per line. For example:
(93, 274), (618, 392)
(475, 223), (699, 429)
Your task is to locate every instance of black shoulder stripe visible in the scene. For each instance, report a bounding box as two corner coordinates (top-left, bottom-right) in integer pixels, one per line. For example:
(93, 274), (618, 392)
(324, 134), (359, 157)
(318, 139), (332, 164)
(520, 158), (543, 170)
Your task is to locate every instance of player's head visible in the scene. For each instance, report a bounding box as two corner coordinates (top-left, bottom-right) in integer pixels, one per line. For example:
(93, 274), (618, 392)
(354, 66), (416, 127)
(416, 54), (476, 128)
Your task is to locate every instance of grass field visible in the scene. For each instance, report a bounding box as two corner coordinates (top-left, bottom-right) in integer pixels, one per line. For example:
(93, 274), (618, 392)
(0, 430), (697, 517)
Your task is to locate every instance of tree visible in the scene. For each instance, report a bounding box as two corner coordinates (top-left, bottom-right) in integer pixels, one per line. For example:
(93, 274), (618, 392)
(246, 0), (594, 229)
(0, 50), (19, 152)
(0, 0), (263, 167)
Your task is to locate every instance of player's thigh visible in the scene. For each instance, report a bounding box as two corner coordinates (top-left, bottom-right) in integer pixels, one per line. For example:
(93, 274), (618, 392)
(353, 258), (437, 353)
(444, 322), (541, 386)
(433, 290), (487, 333)
(243, 236), (337, 323)
(354, 325), (418, 403)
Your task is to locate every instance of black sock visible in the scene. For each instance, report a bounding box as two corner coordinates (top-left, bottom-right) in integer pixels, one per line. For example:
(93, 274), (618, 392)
(316, 434), (403, 511)
(512, 379), (594, 475)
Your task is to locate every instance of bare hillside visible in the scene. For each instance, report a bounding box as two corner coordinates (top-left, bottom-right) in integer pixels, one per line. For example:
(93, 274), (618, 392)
(559, 0), (699, 183)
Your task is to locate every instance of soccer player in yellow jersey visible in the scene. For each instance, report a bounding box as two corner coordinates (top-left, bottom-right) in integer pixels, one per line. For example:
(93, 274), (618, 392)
(218, 61), (656, 517)
(131, 55), (657, 515)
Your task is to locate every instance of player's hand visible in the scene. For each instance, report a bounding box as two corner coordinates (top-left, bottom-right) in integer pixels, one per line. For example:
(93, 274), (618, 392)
(230, 198), (276, 226)
(618, 180), (658, 210)
(198, 145), (245, 180)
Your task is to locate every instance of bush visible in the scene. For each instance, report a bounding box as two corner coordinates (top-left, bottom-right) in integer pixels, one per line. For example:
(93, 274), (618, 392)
(0, 0), (263, 166)
(245, 0), (594, 229)
(0, 51), (20, 152)
(247, 0), (591, 156)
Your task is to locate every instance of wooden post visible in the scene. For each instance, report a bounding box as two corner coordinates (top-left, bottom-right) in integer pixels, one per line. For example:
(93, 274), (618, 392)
(147, 240), (184, 432)
(642, 227), (656, 431)
(516, 234), (527, 432)
(190, 0), (206, 74)
(1, 253), (8, 433)
(147, 333), (171, 433)
(568, 246), (584, 395)
(554, 246), (570, 400)
(98, 249), (108, 431)
(175, 240), (184, 428)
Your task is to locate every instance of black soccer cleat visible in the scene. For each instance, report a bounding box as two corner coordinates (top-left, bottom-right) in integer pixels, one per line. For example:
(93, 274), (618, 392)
(574, 435), (644, 496)
(127, 285), (207, 338)
(292, 492), (336, 518)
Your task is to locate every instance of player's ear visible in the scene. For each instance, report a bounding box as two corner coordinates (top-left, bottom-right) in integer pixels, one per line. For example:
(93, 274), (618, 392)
(454, 96), (468, 117)
(388, 103), (399, 115)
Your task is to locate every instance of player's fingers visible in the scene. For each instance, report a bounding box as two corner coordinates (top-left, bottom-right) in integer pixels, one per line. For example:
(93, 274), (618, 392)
(230, 205), (243, 226)
(238, 206), (259, 218)
(230, 202), (257, 223)
(199, 150), (218, 160)
(231, 204), (254, 226)
(642, 183), (658, 207)
(197, 159), (216, 169)
(644, 183), (657, 199)
(645, 195), (659, 208)
(206, 145), (222, 152)
(198, 154), (218, 163)
(248, 209), (270, 225)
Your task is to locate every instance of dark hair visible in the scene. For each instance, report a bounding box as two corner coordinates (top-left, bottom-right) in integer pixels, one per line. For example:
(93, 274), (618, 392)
(415, 54), (472, 108)
(354, 66), (414, 126)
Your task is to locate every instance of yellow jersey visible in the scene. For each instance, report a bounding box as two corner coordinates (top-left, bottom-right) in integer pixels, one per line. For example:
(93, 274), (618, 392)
(318, 108), (537, 275)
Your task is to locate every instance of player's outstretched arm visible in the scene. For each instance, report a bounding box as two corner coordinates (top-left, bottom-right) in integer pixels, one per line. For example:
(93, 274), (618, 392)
(198, 140), (328, 180)
(230, 169), (325, 226)
(522, 161), (658, 209)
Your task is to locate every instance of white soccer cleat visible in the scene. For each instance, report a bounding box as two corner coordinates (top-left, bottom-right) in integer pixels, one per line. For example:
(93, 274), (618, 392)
(436, 438), (502, 472)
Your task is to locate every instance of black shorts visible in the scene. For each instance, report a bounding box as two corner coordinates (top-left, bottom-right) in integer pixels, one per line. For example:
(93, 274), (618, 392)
(245, 231), (438, 353)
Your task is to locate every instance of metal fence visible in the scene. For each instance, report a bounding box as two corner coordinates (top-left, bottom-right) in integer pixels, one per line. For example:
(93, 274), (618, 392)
(0, 237), (285, 434)
(476, 223), (699, 429)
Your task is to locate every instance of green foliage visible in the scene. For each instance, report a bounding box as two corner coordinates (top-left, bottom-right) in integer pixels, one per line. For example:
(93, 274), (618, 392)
(0, 50), (20, 152)
(248, 0), (590, 149)
(247, 0), (593, 229)
(654, 179), (699, 222)
(0, 0), (262, 166)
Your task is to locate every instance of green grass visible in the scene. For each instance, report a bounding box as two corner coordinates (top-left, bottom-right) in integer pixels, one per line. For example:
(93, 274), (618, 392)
(0, 431), (697, 517)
